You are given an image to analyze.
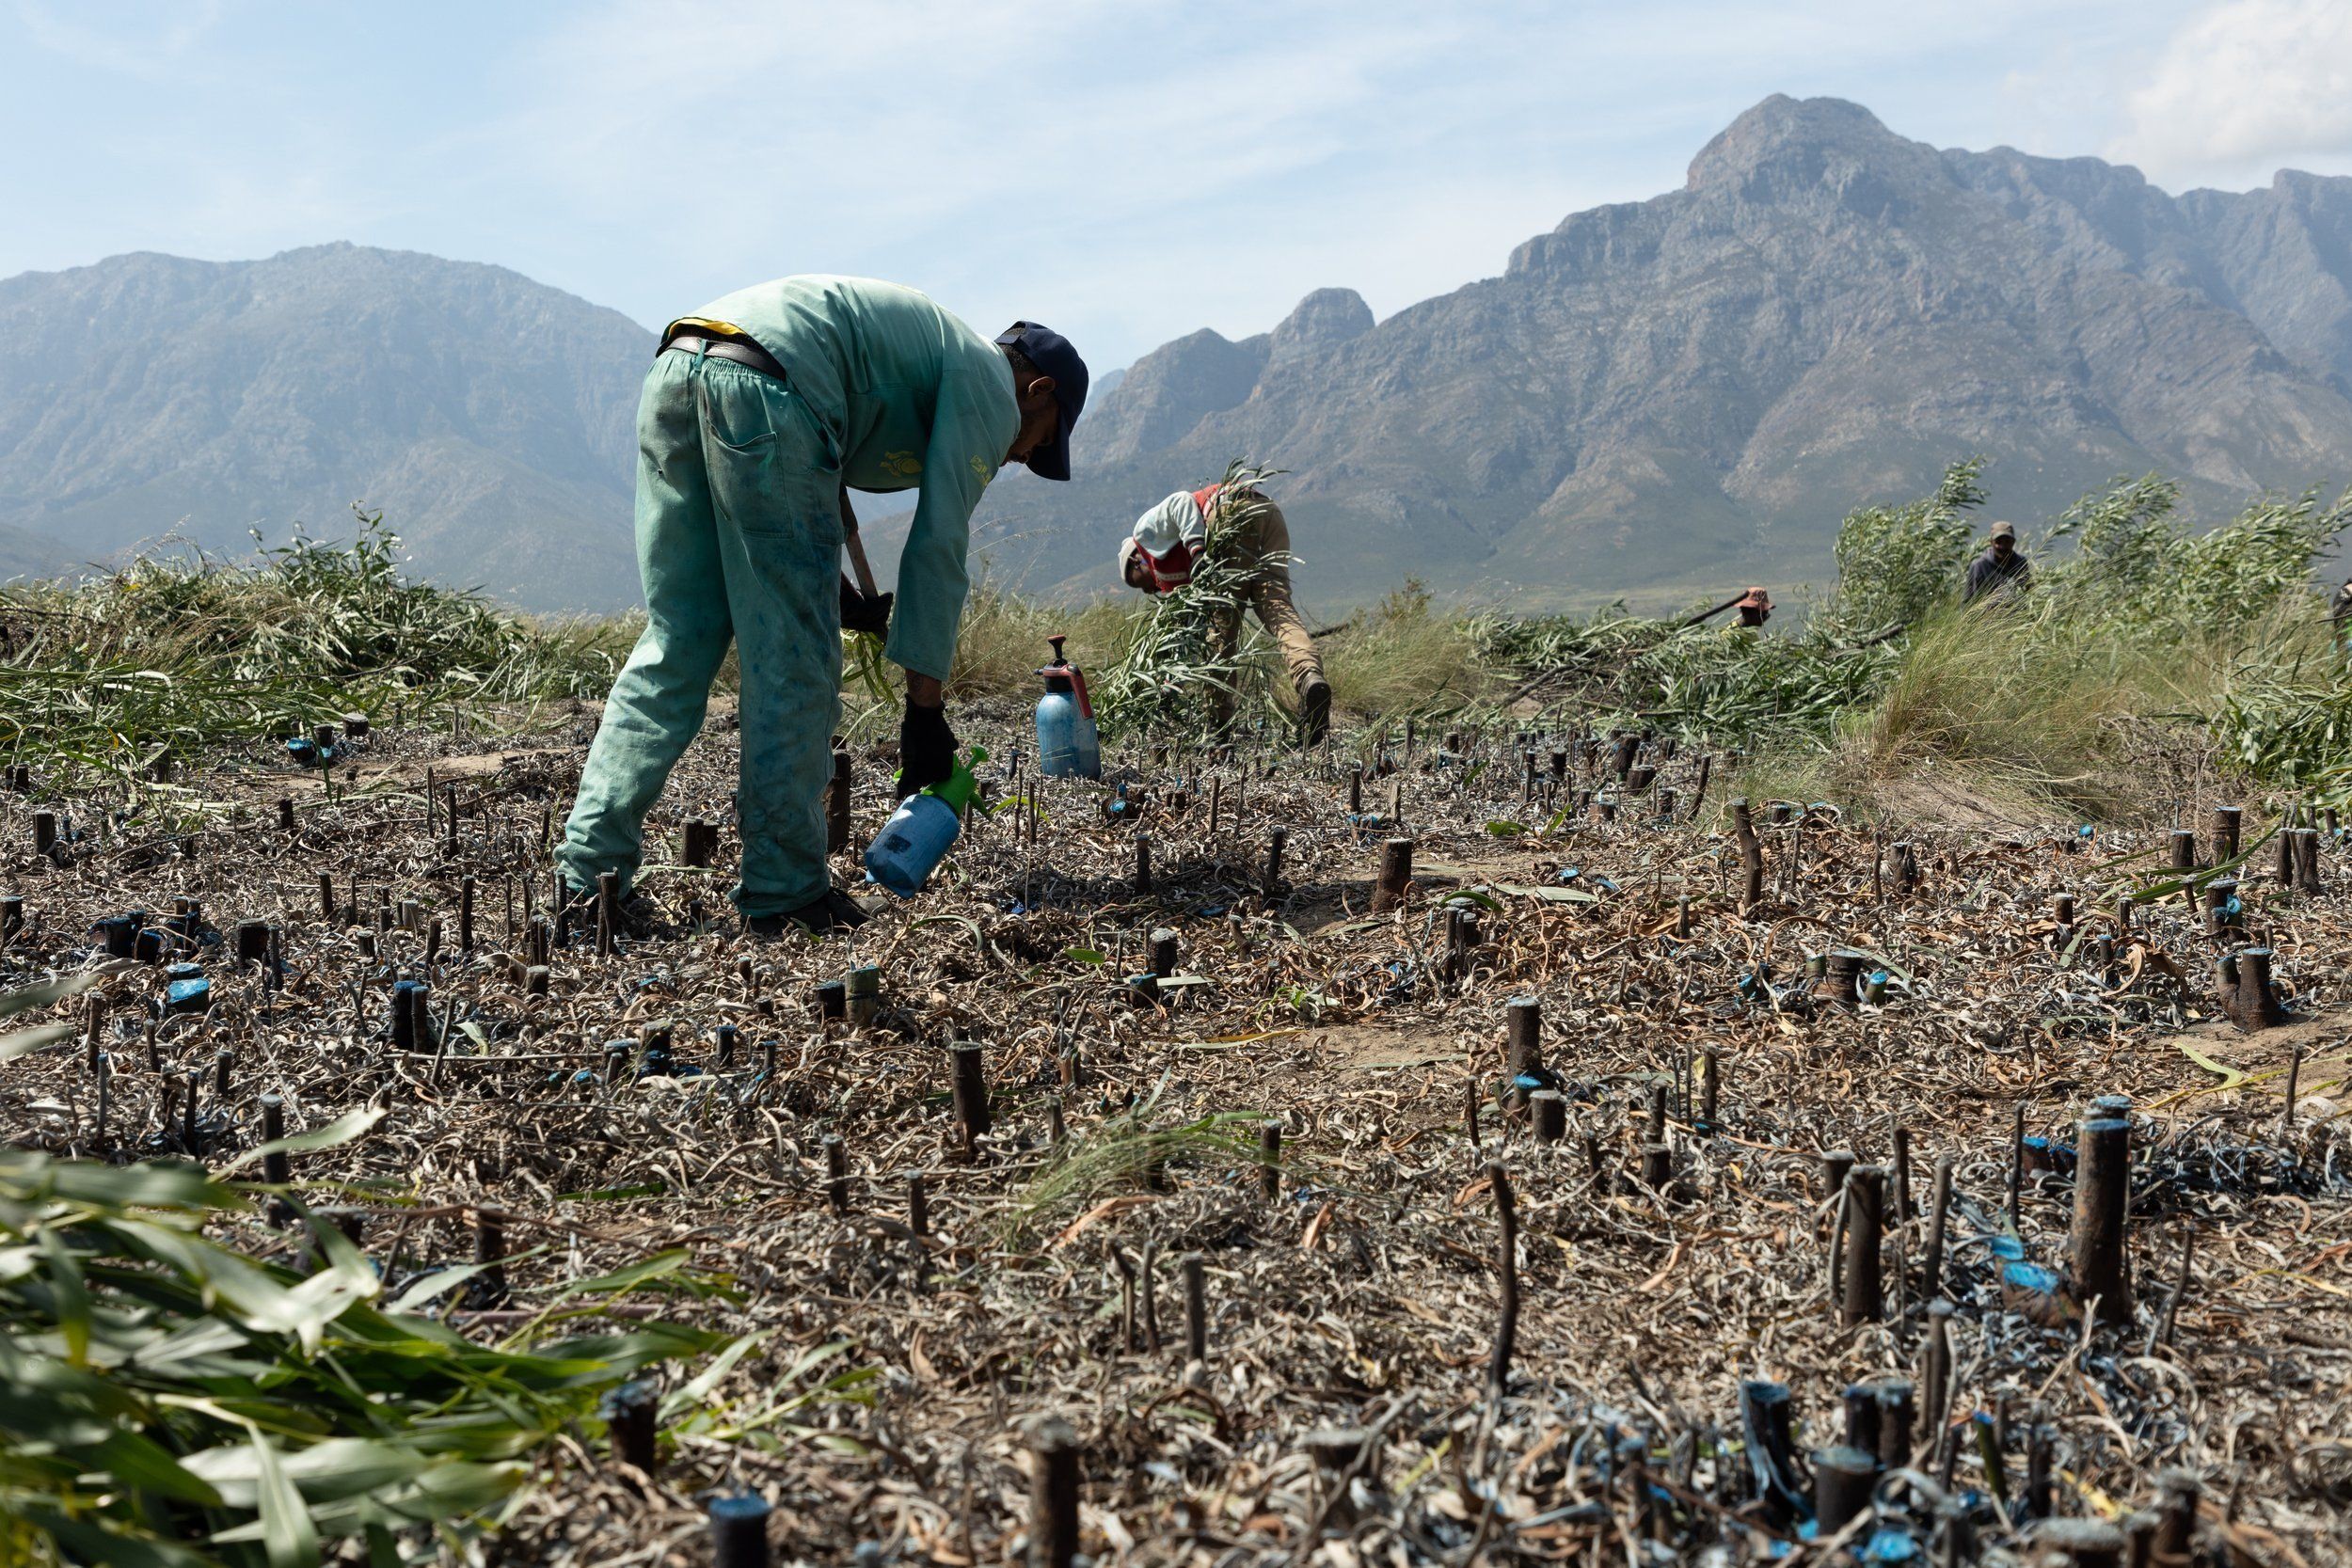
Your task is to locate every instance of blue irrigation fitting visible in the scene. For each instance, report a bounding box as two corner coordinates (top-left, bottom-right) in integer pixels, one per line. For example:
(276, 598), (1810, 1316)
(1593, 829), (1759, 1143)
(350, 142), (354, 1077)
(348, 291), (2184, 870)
(1863, 1523), (1922, 1561)
(1986, 1234), (2068, 1323)
(164, 962), (211, 1016)
(637, 1046), (705, 1081)
(2000, 1258), (2064, 1301)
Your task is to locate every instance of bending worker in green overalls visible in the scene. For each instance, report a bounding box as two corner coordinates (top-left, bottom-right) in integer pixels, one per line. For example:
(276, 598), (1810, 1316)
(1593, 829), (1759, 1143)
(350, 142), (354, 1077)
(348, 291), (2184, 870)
(556, 277), (1088, 934)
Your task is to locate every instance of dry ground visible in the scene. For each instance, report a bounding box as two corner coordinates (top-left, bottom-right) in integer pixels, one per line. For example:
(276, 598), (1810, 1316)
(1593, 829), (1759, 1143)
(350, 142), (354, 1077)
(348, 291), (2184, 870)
(4, 705), (2347, 1565)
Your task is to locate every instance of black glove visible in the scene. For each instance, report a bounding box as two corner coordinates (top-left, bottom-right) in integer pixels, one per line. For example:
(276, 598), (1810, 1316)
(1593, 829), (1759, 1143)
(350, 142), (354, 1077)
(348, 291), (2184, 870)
(840, 577), (895, 637)
(898, 701), (956, 800)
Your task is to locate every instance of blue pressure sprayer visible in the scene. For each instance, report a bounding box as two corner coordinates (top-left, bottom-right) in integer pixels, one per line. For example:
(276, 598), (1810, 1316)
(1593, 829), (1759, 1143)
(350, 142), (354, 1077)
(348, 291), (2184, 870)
(865, 745), (987, 897)
(1035, 635), (1102, 779)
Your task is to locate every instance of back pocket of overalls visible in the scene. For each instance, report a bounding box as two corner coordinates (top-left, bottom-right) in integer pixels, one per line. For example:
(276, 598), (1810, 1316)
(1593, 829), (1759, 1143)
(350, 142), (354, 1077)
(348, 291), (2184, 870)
(701, 369), (843, 553)
(704, 366), (789, 456)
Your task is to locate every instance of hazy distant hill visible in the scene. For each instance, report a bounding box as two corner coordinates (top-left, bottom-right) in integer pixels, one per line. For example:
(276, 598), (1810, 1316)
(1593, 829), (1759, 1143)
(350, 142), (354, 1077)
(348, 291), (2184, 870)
(930, 96), (2352, 615)
(10, 98), (2352, 617)
(0, 244), (651, 610)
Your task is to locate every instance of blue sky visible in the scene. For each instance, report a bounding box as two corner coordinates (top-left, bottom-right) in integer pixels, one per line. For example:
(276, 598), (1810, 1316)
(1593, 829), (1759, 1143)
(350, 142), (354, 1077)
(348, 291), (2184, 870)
(6, 0), (2351, 371)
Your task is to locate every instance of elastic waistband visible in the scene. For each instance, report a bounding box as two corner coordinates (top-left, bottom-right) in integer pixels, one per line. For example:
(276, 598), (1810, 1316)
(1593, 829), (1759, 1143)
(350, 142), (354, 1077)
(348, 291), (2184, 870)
(660, 329), (788, 383)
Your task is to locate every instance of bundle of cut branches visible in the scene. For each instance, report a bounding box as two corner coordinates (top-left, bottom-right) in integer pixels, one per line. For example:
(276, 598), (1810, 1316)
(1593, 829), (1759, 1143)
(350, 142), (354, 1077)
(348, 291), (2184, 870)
(1096, 460), (1295, 742)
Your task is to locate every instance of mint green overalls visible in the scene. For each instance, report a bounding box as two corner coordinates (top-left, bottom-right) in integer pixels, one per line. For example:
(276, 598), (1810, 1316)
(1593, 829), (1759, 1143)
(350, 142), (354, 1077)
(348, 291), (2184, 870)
(556, 276), (1017, 917)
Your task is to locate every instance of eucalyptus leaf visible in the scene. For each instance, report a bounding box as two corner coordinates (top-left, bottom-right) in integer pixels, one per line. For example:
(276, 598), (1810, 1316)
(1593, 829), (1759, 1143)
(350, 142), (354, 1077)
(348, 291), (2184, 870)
(0, 971), (100, 1022)
(218, 1105), (388, 1178)
(247, 1423), (322, 1568)
(550, 1247), (693, 1299)
(0, 1020), (77, 1062)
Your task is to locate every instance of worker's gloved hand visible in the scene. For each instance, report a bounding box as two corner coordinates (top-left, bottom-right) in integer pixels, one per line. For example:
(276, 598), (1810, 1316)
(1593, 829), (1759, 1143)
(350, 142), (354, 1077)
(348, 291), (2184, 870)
(839, 578), (894, 638)
(898, 701), (956, 800)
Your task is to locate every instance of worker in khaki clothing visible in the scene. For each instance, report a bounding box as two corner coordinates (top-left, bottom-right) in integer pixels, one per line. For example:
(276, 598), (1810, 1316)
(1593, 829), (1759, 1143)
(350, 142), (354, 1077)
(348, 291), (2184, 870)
(1119, 481), (1331, 741)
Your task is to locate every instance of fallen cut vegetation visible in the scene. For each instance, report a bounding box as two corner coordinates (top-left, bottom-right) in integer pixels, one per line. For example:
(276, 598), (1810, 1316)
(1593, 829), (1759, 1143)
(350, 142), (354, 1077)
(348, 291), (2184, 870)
(0, 1109), (723, 1567)
(0, 513), (628, 796)
(28, 460), (2342, 833)
(1464, 464), (2352, 825)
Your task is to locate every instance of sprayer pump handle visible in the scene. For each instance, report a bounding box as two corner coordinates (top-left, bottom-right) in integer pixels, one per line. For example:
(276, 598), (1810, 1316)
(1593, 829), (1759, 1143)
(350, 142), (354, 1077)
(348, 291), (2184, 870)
(1047, 634), (1067, 663)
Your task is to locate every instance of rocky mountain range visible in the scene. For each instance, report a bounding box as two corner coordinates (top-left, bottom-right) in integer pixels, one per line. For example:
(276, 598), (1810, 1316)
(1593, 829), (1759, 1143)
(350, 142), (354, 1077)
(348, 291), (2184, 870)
(933, 94), (2352, 614)
(0, 244), (649, 610)
(8, 96), (2352, 615)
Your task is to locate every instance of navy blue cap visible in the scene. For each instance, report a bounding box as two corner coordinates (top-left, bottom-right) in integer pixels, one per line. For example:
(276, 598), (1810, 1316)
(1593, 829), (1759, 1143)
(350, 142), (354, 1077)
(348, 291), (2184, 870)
(995, 321), (1088, 481)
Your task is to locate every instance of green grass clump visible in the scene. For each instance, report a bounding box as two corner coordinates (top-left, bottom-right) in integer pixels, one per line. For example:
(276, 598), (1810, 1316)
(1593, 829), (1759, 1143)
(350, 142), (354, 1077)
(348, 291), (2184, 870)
(1004, 1090), (1267, 1243)
(1827, 597), (2141, 819)
(945, 581), (1136, 704)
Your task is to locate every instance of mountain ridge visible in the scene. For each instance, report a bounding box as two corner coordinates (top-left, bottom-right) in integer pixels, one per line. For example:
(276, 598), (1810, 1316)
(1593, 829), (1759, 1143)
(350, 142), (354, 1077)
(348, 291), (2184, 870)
(930, 94), (2352, 615)
(0, 242), (652, 610)
(8, 99), (2352, 616)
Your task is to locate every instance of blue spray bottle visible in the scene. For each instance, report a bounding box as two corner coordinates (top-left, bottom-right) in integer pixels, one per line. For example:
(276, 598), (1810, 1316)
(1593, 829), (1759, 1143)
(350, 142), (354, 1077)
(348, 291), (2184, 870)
(1035, 635), (1101, 779)
(864, 746), (987, 897)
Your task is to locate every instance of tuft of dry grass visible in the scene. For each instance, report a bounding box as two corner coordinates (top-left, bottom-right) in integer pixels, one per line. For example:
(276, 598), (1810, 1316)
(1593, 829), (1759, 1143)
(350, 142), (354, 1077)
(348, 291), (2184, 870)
(946, 583), (1137, 704)
(1314, 578), (1496, 721)
(1727, 594), (2304, 827)
(1848, 599), (2138, 813)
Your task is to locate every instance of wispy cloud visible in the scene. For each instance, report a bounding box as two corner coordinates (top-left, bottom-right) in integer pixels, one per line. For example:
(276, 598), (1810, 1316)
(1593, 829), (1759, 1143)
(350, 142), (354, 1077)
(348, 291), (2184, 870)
(2112, 0), (2352, 188)
(473, 0), (2200, 361)
(15, 0), (224, 77)
(488, 1), (1453, 235)
(7, 0), (2315, 372)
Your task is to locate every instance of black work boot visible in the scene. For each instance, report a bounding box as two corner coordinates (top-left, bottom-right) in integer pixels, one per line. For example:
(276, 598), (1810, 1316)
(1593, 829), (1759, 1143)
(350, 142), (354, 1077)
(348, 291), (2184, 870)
(746, 888), (883, 938)
(1299, 679), (1333, 747)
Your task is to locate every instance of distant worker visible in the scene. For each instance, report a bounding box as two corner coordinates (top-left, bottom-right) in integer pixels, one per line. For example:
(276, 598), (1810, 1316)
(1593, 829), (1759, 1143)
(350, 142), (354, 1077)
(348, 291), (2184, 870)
(1120, 480), (1332, 743)
(1963, 520), (2032, 603)
(558, 277), (1088, 935)
(1680, 586), (1772, 629)
(2331, 575), (2352, 641)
